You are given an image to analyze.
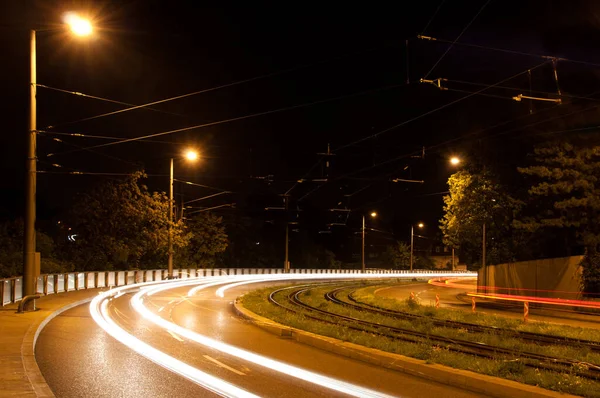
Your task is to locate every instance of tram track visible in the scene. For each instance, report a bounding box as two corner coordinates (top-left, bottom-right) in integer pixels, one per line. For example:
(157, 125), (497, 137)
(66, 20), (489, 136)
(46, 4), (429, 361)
(267, 283), (600, 380)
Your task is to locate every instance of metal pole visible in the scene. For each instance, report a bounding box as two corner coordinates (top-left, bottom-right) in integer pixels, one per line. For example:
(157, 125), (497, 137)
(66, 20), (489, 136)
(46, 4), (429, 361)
(482, 223), (486, 268)
(410, 226), (414, 271)
(452, 247), (455, 271)
(284, 195), (289, 273)
(23, 30), (37, 311)
(168, 158), (174, 278)
(361, 215), (365, 272)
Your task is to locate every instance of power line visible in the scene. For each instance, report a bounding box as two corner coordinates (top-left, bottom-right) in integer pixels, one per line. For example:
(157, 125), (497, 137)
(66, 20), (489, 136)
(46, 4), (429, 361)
(419, 36), (600, 69)
(43, 44), (398, 130)
(334, 59), (549, 153)
(423, 0), (493, 79)
(38, 133), (141, 168)
(421, 0), (447, 35)
(47, 82), (408, 158)
(36, 84), (181, 121)
(172, 178), (230, 192)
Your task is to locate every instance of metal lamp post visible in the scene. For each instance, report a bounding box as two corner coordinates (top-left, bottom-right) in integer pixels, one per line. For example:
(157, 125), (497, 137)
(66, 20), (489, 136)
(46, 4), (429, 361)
(410, 222), (424, 271)
(168, 150), (199, 278)
(23, 14), (93, 310)
(362, 212), (377, 273)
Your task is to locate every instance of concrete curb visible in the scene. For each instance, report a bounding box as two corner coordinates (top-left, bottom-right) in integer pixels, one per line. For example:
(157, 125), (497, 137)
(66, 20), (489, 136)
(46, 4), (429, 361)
(233, 298), (576, 398)
(21, 296), (95, 398)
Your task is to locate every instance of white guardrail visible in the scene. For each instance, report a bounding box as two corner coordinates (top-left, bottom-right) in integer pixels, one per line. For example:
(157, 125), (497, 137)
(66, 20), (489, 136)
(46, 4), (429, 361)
(1, 268), (469, 306)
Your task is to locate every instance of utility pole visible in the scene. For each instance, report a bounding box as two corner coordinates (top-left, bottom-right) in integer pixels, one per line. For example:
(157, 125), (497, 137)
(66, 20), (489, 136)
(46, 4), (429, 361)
(23, 30), (37, 310)
(168, 158), (174, 278)
(482, 223), (486, 268)
(410, 225), (414, 271)
(362, 215), (366, 273)
(284, 195), (290, 273)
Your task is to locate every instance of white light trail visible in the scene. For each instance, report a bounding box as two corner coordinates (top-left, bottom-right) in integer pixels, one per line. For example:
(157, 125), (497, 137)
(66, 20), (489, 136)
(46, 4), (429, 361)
(90, 283), (259, 398)
(92, 272), (475, 397)
(133, 273), (424, 398)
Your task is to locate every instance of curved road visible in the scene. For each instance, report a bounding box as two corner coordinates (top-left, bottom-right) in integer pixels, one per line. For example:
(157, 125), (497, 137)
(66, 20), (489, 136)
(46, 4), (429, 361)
(36, 278), (483, 398)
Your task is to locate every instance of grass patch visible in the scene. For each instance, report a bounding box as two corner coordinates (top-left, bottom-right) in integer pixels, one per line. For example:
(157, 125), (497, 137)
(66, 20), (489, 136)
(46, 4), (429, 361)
(241, 283), (600, 398)
(352, 284), (600, 343)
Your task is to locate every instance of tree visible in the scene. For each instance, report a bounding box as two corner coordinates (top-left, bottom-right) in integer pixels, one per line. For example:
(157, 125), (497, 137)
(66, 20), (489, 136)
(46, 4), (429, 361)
(517, 142), (600, 292)
(0, 219), (71, 277)
(175, 212), (228, 269)
(381, 241), (411, 269)
(65, 172), (189, 270)
(440, 170), (523, 269)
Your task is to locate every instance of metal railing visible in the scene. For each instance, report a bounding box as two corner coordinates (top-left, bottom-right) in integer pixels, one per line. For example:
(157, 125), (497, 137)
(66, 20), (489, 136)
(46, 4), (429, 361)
(1, 268), (466, 306)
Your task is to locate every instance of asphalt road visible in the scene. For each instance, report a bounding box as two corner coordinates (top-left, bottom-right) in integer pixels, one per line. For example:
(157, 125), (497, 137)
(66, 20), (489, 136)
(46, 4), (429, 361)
(377, 280), (600, 329)
(36, 279), (484, 398)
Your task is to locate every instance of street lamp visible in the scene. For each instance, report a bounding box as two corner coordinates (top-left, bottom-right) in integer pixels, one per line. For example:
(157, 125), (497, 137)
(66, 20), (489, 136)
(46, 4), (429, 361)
(450, 156), (461, 166)
(410, 222), (424, 271)
(23, 13), (93, 311)
(362, 211), (377, 273)
(168, 149), (199, 278)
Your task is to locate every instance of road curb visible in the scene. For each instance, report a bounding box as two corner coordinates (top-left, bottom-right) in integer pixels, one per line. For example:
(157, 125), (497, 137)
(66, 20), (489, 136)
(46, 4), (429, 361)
(233, 297), (575, 398)
(21, 295), (95, 398)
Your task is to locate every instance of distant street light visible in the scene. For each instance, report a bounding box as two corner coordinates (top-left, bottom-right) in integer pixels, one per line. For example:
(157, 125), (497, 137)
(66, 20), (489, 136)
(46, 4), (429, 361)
(450, 156), (461, 166)
(410, 222), (425, 271)
(23, 13), (94, 311)
(168, 149), (200, 278)
(362, 211), (377, 273)
(184, 149), (199, 161)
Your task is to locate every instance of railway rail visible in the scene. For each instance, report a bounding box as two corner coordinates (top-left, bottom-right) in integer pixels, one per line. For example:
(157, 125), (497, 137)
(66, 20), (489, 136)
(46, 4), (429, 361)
(266, 283), (600, 380)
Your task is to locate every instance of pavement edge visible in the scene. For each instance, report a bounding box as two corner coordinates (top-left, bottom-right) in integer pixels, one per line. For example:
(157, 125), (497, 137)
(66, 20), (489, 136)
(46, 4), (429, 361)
(232, 297), (575, 398)
(21, 297), (95, 398)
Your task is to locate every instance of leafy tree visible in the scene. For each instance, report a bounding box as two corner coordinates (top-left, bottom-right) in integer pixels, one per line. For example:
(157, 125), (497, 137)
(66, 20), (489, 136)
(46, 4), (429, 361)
(517, 142), (600, 292)
(0, 219), (71, 277)
(440, 170), (523, 269)
(65, 172), (189, 270)
(174, 212), (228, 269)
(381, 241), (411, 269)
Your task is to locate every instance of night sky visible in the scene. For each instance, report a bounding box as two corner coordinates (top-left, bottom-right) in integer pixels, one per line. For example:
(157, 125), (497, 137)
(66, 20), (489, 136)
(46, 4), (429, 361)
(2, 1), (600, 251)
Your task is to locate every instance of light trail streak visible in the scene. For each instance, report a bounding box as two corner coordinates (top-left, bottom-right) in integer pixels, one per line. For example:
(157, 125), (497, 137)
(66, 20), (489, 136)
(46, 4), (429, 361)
(132, 277), (398, 398)
(91, 272), (475, 397)
(467, 292), (600, 309)
(90, 282), (259, 398)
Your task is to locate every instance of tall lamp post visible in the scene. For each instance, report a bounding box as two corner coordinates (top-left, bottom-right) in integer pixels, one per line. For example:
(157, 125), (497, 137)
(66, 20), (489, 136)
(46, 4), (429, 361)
(362, 211), (377, 273)
(168, 149), (199, 279)
(410, 222), (424, 271)
(23, 13), (93, 310)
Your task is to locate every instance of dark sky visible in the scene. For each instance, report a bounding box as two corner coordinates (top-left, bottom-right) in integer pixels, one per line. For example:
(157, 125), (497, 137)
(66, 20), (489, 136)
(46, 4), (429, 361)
(2, 0), (600, 244)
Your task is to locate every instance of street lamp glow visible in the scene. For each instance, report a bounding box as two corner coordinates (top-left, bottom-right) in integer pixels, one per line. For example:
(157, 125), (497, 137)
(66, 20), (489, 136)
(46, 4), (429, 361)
(370, 212), (377, 218)
(184, 150), (199, 162)
(64, 12), (93, 36)
(418, 222), (424, 228)
(450, 156), (461, 166)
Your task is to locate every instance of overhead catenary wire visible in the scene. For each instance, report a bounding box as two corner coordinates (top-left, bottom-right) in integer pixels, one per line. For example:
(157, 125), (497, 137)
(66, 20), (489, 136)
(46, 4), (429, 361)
(36, 84), (181, 120)
(47, 82), (408, 158)
(418, 36), (600, 69)
(420, 0), (448, 35)
(43, 44), (400, 130)
(172, 178), (230, 192)
(423, 0), (493, 79)
(334, 59), (550, 153)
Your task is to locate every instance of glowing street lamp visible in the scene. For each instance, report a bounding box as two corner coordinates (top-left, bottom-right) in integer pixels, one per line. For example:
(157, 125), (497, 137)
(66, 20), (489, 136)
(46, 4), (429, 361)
(63, 12), (93, 37)
(410, 222), (424, 271)
(184, 149), (199, 162)
(23, 13), (94, 311)
(450, 156), (461, 166)
(362, 211), (377, 273)
(168, 149), (200, 278)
